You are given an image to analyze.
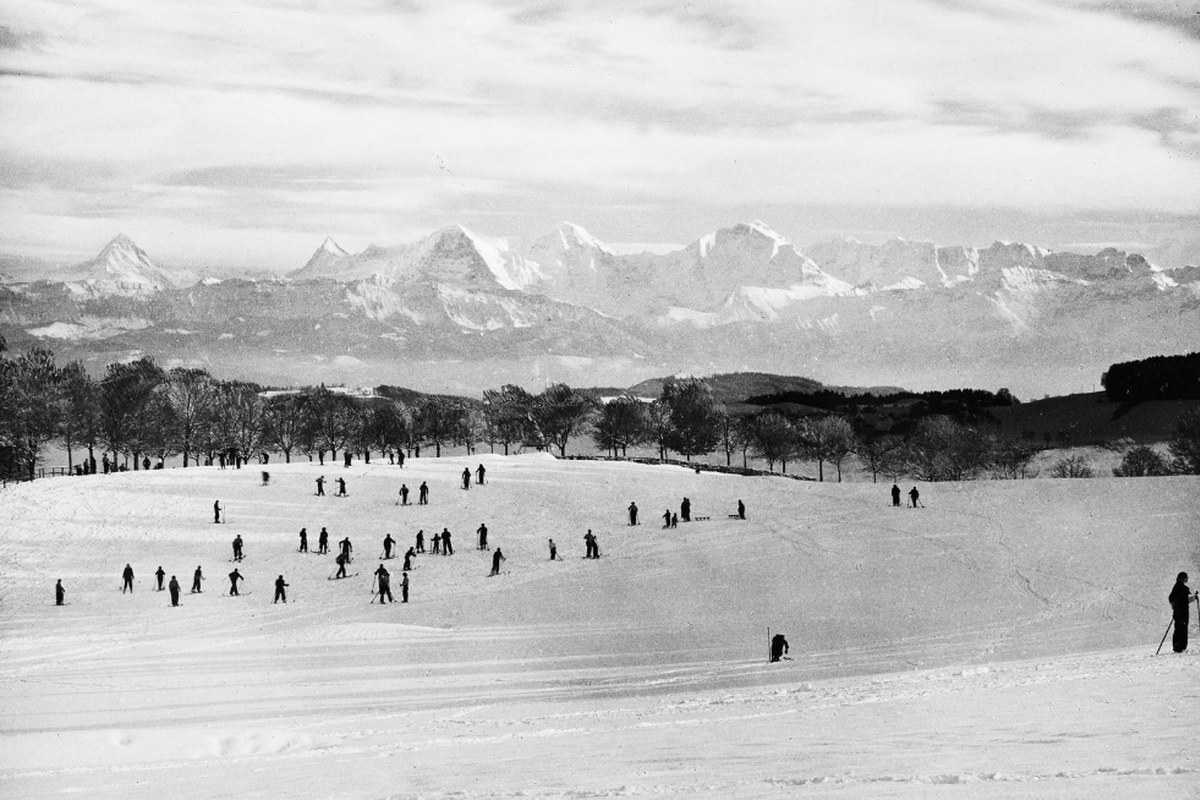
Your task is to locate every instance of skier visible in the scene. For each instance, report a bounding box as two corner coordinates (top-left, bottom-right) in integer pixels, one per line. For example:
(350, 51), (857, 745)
(191, 566), (204, 593)
(663, 509), (671, 528)
(228, 568), (244, 596)
(737, 499), (745, 520)
(339, 536), (353, 564)
(1169, 572), (1198, 653)
(770, 633), (789, 663)
(336, 477), (347, 497)
(232, 534), (244, 562)
(398, 449), (405, 467)
(213, 500), (222, 524)
(548, 538), (558, 560)
(168, 575), (181, 607)
(399, 484), (409, 505)
(334, 552), (348, 579)
(909, 486), (921, 508)
(476, 463), (486, 485)
(628, 501), (638, 526)
(155, 566), (166, 591)
(316, 476), (326, 496)
(318, 527), (329, 554)
(671, 512), (678, 529)
(461, 467), (471, 490)
(55, 579), (65, 606)
(102, 453), (110, 474)
(403, 546), (415, 572)
(891, 483), (901, 507)
(299, 527), (308, 553)
(584, 530), (597, 559)
(490, 548), (505, 576)
(218, 453), (226, 469)
(681, 497), (691, 523)
(122, 564), (135, 593)
(400, 570), (409, 603)
(344, 452), (352, 468)
(441, 527), (454, 555)
(273, 575), (288, 604)
(431, 531), (441, 555)
(374, 564), (393, 604)
(419, 481), (429, 505)
(261, 470), (270, 485)
(383, 533), (395, 559)
(477, 522), (489, 550)
(415, 529), (425, 553)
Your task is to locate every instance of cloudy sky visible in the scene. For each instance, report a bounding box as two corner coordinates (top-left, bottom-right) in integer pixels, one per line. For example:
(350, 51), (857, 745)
(1, 0), (1198, 272)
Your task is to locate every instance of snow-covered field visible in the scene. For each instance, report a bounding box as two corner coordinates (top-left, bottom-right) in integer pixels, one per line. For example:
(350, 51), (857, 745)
(1, 455), (1197, 799)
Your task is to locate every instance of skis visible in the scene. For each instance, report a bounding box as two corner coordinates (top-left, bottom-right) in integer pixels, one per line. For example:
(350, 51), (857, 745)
(328, 572), (359, 581)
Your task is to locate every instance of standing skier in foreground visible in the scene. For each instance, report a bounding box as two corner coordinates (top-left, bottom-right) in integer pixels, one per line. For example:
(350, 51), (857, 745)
(1169, 572), (1197, 653)
(121, 564), (135, 593)
(55, 579), (65, 606)
(374, 564), (393, 604)
(490, 548), (506, 576)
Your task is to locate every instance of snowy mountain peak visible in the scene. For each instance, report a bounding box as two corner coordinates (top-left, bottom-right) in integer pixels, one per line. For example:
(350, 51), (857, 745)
(67, 234), (188, 297)
(318, 236), (348, 257)
(557, 222), (613, 255)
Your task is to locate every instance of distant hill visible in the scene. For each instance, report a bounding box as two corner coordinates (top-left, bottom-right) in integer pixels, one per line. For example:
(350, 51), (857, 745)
(625, 372), (904, 405)
(988, 391), (1198, 446)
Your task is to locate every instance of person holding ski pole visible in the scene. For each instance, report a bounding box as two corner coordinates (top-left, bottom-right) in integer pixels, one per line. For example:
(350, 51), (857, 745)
(334, 553), (348, 580)
(339, 536), (353, 563)
(908, 486), (921, 508)
(476, 463), (486, 485)
(490, 548), (505, 576)
(316, 476), (325, 496)
(383, 533), (395, 559)
(374, 564), (393, 604)
(228, 568), (244, 596)
(770, 633), (789, 662)
(403, 547), (415, 572)
(191, 566), (204, 593)
(1169, 572), (1198, 653)
(273, 575), (289, 604)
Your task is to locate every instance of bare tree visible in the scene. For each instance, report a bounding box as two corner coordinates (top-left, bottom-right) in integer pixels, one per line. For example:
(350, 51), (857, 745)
(166, 367), (215, 467)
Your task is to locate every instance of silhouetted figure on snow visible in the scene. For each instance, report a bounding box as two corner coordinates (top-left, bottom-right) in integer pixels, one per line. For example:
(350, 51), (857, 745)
(169, 576), (180, 606)
(122, 564), (135, 593)
(318, 527), (329, 554)
(681, 497), (691, 522)
(891, 484), (901, 507)
(232, 534), (244, 562)
(548, 538), (558, 560)
(477, 523), (488, 550)
(1170, 572), (1197, 653)
(628, 502), (638, 526)
(737, 499), (745, 520)
(461, 467), (471, 490)
(273, 575), (288, 604)
(375, 564), (393, 604)
(399, 484), (409, 505)
(476, 463), (486, 485)
(400, 571), (409, 603)
(191, 566), (204, 593)
(383, 533), (395, 559)
(441, 528), (453, 555)
(490, 548), (505, 576)
(770, 634), (789, 663)
(336, 477), (347, 497)
(56, 579), (65, 606)
(415, 529), (424, 553)
(213, 500), (222, 524)
(155, 566), (165, 591)
(316, 476), (326, 496)
(403, 547), (414, 572)
(419, 482), (429, 505)
(299, 528), (308, 553)
(228, 569), (244, 596)
(908, 486), (921, 508)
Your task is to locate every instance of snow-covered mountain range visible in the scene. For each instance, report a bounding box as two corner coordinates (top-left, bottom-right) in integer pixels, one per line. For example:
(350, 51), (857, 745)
(1, 223), (1197, 396)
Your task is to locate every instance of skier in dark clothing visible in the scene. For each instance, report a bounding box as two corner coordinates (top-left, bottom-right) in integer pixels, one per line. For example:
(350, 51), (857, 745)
(628, 502), (638, 526)
(122, 564), (134, 593)
(56, 579), (65, 606)
(191, 566), (204, 593)
(168, 576), (180, 606)
(584, 530), (598, 559)
(316, 476), (325, 496)
(399, 484), (409, 505)
(273, 575), (288, 604)
(299, 527), (308, 552)
(339, 537), (353, 563)
(431, 531), (441, 555)
(335, 553), (348, 579)
(336, 477), (347, 497)
(419, 482), (429, 505)
(477, 523), (488, 550)
(461, 467), (471, 490)
(909, 486), (921, 508)
(663, 509), (672, 528)
(671, 512), (678, 528)
(548, 538), (558, 560)
(375, 564), (393, 603)
(383, 533), (395, 559)
(398, 450), (405, 468)
(155, 566), (166, 591)
(770, 634), (789, 662)
(344, 452), (352, 468)
(214, 500), (222, 524)
(403, 547), (414, 572)
(681, 497), (691, 522)
(415, 529), (425, 553)
(1169, 572), (1197, 653)
(232, 534), (244, 562)
(891, 484), (901, 507)
(228, 569), (243, 596)
(441, 527), (453, 555)
(400, 571), (409, 603)
(490, 548), (505, 576)
(318, 527), (329, 554)
(476, 464), (486, 485)
(737, 499), (745, 520)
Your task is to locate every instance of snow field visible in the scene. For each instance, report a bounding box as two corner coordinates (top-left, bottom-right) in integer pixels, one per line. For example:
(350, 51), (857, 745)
(1, 454), (1197, 798)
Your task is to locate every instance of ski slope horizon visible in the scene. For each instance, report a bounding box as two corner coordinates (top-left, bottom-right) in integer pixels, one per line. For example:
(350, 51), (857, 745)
(2, 455), (1198, 798)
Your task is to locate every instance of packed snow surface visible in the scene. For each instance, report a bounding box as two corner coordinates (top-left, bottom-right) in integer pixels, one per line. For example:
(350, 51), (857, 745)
(1, 456), (1197, 798)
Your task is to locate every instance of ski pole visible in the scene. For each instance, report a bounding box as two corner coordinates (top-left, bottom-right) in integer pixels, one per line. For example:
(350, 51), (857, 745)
(1156, 618), (1174, 655)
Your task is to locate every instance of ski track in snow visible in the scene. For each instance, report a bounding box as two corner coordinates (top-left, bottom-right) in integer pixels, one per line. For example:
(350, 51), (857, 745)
(1, 456), (1198, 798)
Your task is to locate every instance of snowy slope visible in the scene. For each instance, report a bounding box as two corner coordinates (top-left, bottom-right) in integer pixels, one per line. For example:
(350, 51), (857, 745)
(1, 457), (1197, 798)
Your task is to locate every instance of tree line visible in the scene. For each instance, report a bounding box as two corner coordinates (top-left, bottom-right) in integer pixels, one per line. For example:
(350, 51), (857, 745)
(1102, 351), (1200, 402)
(3, 338), (1196, 481)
